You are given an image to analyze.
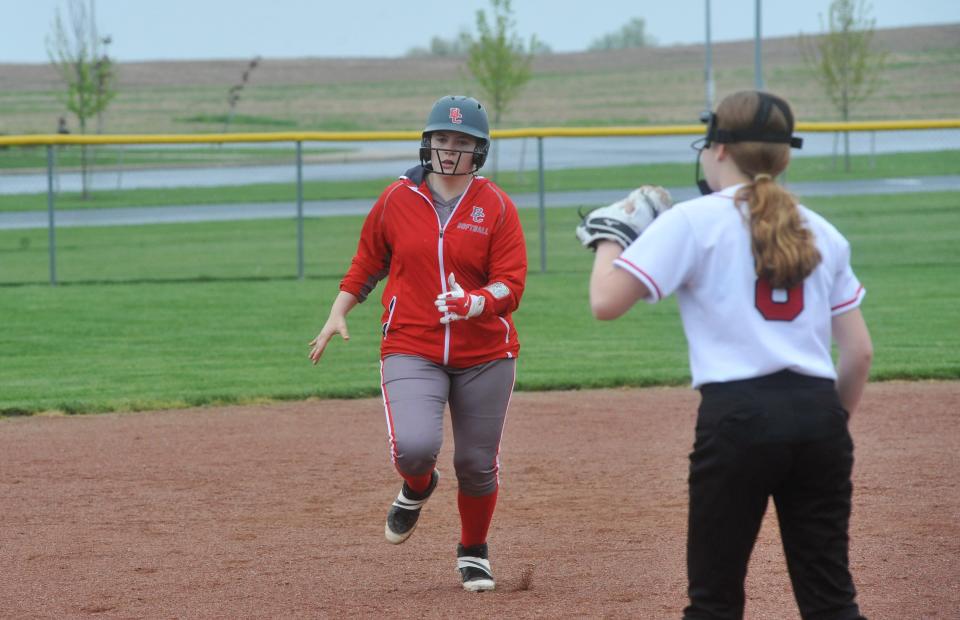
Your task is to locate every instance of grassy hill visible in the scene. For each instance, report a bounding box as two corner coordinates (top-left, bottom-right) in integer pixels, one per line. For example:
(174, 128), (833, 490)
(0, 24), (957, 135)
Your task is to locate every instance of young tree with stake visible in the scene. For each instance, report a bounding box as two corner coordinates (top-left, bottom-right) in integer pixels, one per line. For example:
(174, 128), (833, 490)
(47, 0), (116, 199)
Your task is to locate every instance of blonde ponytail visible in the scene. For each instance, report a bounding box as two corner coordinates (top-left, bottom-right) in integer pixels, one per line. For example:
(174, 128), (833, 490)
(715, 91), (821, 289)
(735, 180), (821, 289)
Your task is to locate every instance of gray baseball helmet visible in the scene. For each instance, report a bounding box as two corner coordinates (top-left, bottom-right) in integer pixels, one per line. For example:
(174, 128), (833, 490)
(419, 95), (490, 172)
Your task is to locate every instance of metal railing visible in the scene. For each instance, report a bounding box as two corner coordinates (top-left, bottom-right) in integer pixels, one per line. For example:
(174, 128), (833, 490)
(2, 119), (958, 285)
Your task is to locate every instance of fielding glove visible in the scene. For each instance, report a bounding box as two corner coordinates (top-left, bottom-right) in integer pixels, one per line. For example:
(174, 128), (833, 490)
(575, 185), (673, 250)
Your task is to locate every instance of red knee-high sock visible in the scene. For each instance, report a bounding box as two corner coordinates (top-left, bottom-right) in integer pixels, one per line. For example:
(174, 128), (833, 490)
(399, 470), (433, 495)
(458, 487), (498, 547)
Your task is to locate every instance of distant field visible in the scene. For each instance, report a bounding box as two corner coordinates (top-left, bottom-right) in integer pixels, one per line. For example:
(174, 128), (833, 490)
(0, 24), (957, 135)
(1, 23), (958, 417)
(1, 191), (957, 414)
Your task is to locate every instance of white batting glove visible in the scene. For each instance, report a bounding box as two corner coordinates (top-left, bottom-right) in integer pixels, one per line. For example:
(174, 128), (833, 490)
(435, 273), (485, 324)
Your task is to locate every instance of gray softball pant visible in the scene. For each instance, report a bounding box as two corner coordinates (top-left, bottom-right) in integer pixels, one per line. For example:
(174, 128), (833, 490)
(380, 354), (516, 496)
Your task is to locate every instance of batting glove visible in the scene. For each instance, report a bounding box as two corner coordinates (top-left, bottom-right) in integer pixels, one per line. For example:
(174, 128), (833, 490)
(435, 273), (485, 324)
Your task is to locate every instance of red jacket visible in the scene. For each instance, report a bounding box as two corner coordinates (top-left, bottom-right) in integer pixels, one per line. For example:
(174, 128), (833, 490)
(340, 166), (527, 368)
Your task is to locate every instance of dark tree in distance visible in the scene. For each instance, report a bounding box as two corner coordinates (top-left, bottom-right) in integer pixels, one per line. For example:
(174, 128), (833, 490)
(224, 56), (262, 133)
(588, 17), (656, 51)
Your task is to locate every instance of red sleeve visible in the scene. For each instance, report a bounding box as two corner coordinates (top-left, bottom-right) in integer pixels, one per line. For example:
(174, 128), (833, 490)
(339, 184), (397, 303)
(473, 187), (527, 317)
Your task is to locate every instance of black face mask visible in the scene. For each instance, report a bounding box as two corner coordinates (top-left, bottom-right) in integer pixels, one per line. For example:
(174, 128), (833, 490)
(692, 93), (804, 195)
(424, 147), (474, 176)
(419, 133), (488, 175)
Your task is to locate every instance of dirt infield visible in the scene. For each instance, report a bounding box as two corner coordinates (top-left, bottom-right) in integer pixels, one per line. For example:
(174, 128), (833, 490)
(2, 381), (957, 618)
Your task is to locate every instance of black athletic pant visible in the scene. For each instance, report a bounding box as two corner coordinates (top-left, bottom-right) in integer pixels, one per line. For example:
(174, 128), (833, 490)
(683, 370), (865, 620)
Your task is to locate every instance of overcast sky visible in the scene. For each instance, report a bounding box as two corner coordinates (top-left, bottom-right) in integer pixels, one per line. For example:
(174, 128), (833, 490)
(3, 0), (958, 63)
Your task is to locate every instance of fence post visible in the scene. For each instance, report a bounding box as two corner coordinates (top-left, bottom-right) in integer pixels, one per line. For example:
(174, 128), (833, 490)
(46, 145), (57, 286)
(296, 140), (304, 280)
(537, 136), (546, 274)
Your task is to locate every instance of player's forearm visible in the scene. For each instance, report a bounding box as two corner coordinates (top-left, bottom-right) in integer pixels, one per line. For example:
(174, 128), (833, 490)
(328, 290), (359, 320)
(589, 241), (635, 320)
(836, 351), (871, 417)
(832, 309), (873, 417)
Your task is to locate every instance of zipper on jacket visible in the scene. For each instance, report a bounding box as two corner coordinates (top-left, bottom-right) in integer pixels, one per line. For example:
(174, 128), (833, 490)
(437, 226), (451, 364)
(410, 178), (474, 366)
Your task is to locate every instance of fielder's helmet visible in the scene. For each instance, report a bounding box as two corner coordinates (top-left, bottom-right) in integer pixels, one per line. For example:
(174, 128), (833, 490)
(419, 95), (490, 172)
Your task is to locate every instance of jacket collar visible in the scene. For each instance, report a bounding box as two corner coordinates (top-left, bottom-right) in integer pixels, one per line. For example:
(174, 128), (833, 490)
(402, 164), (429, 186)
(400, 164), (486, 193)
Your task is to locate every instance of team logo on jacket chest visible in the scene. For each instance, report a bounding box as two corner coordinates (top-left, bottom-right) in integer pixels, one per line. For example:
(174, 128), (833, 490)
(457, 206), (489, 235)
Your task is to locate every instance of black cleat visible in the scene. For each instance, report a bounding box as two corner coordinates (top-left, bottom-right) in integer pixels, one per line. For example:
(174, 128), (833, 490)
(457, 542), (495, 592)
(384, 469), (439, 544)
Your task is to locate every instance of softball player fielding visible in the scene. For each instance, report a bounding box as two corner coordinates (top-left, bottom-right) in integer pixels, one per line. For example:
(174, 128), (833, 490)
(578, 90), (873, 619)
(310, 95), (527, 592)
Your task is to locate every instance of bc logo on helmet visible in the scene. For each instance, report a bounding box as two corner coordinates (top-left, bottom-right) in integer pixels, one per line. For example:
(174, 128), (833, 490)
(449, 108), (463, 124)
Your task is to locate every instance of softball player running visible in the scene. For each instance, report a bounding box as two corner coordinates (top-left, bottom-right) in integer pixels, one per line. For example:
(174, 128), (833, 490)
(577, 90), (873, 619)
(309, 95), (527, 592)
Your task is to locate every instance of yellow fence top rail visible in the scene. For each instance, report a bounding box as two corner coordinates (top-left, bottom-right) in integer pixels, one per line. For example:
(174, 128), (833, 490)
(1, 119), (957, 147)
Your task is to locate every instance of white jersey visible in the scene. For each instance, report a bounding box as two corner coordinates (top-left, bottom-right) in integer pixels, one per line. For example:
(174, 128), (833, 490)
(615, 184), (865, 388)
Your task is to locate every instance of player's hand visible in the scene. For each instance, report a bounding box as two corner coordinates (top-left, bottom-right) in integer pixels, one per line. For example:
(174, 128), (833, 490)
(435, 273), (485, 324)
(308, 316), (350, 365)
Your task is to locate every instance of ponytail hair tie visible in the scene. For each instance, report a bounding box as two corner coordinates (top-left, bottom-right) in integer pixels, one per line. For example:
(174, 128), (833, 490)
(754, 173), (773, 183)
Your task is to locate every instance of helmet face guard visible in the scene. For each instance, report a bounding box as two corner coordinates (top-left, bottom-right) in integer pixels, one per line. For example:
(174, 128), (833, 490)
(419, 134), (490, 175)
(419, 96), (491, 175)
(692, 92), (804, 194)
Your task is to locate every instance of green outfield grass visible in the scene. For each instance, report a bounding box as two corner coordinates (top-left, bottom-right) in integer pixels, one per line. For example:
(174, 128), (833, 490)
(1, 149), (958, 213)
(1, 190), (957, 416)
